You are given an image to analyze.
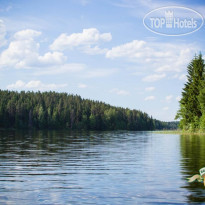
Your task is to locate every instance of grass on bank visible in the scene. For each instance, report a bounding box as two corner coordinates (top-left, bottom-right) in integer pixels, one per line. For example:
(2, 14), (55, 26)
(153, 130), (205, 135)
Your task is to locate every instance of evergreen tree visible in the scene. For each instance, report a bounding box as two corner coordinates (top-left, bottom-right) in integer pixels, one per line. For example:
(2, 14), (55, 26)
(176, 53), (205, 130)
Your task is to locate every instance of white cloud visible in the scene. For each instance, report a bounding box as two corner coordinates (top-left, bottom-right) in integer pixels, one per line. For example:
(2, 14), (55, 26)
(155, 65), (171, 72)
(33, 64), (115, 79)
(173, 74), (179, 79)
(7, 80), (25, 89)
(0, 20), (7, 47)
(78, 83), (88, 88)
(84, 68), (116, 78)
(33, 63), (86, 75)
(144, 96), (155, 101)
(14, 29), (41, 40)
(81, 45), (108, 55)
(133, 71), (144, 76)
(179, 74), (187, 81)
(163, 107), (169, 111)
(38, 52), (67, 65)
(0, 36), (39, 69)
(7, 80), (67, 91)
(172, 73), (187, 81)
(110, 88), (130, 96)
(112, 0), (167, 10)
(145, 86), (155, 91)
(106, 39), (198, 73)
(106, 40), (146, 59)
(112, 0), (205, 20)
(165, 95), (173, 103)
(155, 48), (193, 73)
(50, 28), (112, 51)
(0, 29), (67, 69)
(142, 73), (166, 82)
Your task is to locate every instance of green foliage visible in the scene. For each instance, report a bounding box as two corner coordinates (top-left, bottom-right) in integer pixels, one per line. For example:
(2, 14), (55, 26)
(176, 53), (205, 131)
(199, 114), (205, 131)
(0, 90), (175, 130)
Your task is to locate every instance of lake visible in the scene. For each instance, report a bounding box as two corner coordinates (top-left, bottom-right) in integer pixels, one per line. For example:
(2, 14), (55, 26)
(0, 130), (205, 204)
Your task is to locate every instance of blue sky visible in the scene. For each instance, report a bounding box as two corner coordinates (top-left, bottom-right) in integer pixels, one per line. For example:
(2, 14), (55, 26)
(0, 0), (205, 121)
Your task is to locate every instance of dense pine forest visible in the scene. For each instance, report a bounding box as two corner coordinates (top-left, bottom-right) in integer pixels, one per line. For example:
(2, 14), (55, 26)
(0, 90), (177, 130)
(176, 53), (205, 131)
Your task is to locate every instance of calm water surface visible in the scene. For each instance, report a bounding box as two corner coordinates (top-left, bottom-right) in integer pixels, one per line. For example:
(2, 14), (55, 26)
(0, 130), (205, 204)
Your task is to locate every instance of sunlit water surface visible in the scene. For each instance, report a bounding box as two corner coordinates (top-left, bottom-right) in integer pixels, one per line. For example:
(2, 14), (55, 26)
(0, 130), (205, 204)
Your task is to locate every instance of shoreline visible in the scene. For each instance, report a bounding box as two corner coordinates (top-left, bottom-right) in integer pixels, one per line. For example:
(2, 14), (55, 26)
(153, 130), (205, 135)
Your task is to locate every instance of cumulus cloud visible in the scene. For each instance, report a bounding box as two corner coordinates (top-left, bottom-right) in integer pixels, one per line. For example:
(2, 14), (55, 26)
(33, 63), (85, 76)
(142, 73), (166, 82)
(0, 20), (7, 47)
(144, 96), (155, 101)
(84, 68), (116, 78)
(7, 80), (67, 91)
(106, 40), (146, 59)
(50, 28), (112, 52)
(78, 83), (88, 88)
(173, 73), (187, 81)
(38, 52), (67, 65)
(110, 88), (130, 96)
(165, 95), (173, 103)
(81, 45), (108, 55)
(155, 48), (193, 73)
(14, 29), (41, 40)
(178, 74), (187, 81)
(145, 86), (155, 91)
(0, 29), (67, 69)
(106, 40), (197, 73)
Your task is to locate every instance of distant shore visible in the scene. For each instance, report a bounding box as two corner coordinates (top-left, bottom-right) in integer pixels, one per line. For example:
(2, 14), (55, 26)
(153, 130), (205, 135)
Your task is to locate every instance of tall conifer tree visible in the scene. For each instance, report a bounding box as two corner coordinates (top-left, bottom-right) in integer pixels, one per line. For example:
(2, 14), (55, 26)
(176, 53), (205, 130)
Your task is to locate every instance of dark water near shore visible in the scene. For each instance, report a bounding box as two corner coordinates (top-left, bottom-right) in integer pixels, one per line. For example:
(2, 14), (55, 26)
(0, 130), (205, 204)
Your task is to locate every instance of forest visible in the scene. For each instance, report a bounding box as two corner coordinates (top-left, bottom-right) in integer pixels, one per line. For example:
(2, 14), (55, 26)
(176, 53), (205, 131)
(0, 90), (177, 130)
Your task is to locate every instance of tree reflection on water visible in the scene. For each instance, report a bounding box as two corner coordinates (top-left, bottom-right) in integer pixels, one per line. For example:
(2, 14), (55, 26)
(180, 134), (205, 203)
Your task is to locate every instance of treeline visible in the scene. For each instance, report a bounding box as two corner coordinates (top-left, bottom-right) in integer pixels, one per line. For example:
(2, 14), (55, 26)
(155, 120), (179, 130)
(0, 90), (176, 130)
(176, 53), (205, 131)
